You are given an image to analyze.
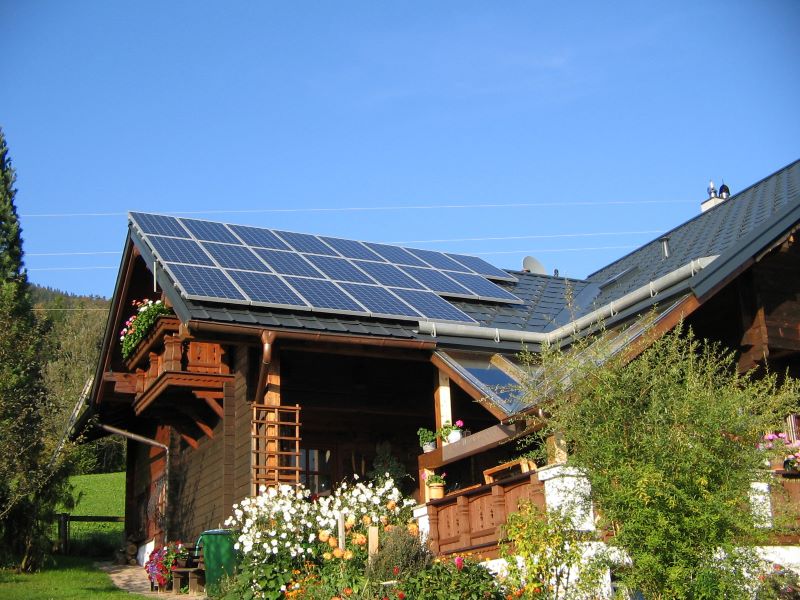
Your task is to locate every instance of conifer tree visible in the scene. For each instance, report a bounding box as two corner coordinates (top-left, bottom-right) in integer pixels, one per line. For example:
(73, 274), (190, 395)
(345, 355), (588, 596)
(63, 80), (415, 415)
(0, 128), (67, 570)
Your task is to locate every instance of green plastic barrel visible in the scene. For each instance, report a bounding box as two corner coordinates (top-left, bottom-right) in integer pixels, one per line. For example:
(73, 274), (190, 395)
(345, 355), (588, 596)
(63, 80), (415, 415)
(197, 529), (238, 593)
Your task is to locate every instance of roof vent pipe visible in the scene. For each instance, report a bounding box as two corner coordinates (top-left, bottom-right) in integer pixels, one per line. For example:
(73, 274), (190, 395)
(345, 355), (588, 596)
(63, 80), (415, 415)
(659, 236), (671, 260)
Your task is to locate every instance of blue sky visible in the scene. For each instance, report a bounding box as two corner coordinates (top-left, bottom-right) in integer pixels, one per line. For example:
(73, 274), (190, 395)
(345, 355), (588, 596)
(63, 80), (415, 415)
(2, 1), (798, 297)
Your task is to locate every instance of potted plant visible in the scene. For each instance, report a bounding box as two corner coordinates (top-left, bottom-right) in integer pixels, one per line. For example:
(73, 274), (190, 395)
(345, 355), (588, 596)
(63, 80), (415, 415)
(144, 540), (189, 591)
(760, 432), (800, 471)
(120, 298), (173, 360)
(417, 428), (437, 453)
(424, 471), (446, 500)
(439, 420), (464, 443)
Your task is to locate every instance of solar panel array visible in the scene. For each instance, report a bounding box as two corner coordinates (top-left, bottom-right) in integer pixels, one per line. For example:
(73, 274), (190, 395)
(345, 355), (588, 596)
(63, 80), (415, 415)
(129, 212), (521, 324)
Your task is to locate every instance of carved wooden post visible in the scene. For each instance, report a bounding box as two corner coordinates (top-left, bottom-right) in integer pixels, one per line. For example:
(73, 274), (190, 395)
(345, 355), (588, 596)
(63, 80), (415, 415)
(163, 335), (182, 372)
(427, 503), (440, 555)
(491, 484), (506, 542)
(148, 351), (159, 383)
(457, 495), (471, 548)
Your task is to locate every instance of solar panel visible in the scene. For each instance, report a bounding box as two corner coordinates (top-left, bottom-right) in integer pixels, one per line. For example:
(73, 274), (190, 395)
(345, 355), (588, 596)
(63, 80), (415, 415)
(400, 266), (472, 296)
(353, 261), (426, 289)
(446, 253), (516, 281)
(149, 236), (215, 266)
(305, 255), (375, 284)
(320, 237), (386, 261)
(227, 271), (308, 307)
(407, 248), (472, 272)
(338, 283), (422, 318)
(284, 277), (365, 312)
(180, 218), (240, 244)
(131, 212), (190, 238)
(254, 249), (324, 277)
(275, 230), (339, 256)
(228, 224), (292, 250)
(365, 242), (429, 267)
(445, 271), (522, 303)
(392, 289), (477, 323)
(166, 263), (246, 300)
(203, 242), (272, 272)
(131, 212), (523, 323)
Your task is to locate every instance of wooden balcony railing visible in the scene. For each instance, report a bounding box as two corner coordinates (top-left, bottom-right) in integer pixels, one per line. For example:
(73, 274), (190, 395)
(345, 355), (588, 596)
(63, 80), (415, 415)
(422, 469), (800, 559)
(425, 470), (545, 558)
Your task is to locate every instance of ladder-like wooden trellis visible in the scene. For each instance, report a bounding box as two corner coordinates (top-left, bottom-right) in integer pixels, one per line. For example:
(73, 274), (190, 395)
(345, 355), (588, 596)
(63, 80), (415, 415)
(251, 403), (301, 494)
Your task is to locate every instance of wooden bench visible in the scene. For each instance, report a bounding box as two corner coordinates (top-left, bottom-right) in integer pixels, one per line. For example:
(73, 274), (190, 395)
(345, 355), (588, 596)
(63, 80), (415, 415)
(171, 545), (205, 595)
(482, 457), (534, 484)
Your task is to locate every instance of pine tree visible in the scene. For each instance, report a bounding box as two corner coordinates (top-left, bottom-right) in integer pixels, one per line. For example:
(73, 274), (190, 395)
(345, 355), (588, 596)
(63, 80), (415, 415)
(0, 129), (24, 282)
(0, 128), (68, 570)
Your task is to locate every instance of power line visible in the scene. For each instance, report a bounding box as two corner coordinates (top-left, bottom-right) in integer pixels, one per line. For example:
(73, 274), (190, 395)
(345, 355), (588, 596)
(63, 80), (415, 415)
(19, 199), (694, 219)
(474, 245), (636, 256)
(25, 229), (661, 257)
(389, 230), (661, 245)
(26, 244), (637, 271)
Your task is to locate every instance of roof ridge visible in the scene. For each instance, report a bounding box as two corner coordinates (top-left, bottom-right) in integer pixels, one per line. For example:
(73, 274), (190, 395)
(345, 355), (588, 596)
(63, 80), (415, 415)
(585, 157), (800, 280)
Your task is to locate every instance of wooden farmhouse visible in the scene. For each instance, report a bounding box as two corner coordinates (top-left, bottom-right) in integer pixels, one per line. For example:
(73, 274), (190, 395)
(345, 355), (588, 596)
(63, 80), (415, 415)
(80, 159), (800, 561)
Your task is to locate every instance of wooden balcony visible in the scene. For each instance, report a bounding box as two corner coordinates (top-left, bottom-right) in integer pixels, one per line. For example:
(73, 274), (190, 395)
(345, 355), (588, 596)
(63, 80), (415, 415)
(424, 470), (545, 558)
(421, 468), (800, 559)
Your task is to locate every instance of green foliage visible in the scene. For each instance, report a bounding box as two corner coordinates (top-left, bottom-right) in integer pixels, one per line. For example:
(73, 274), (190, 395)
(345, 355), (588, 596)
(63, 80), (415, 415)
(365, 527), (432, 582)
(519, 325), (800, 599)
(399, 557), (504, 600)
(0, 555), (149, 599)
(500, 501), (605, 599)
(417, 427), (437, 446)
(120, 299), (172, 359)
(32, 286), (120, 475)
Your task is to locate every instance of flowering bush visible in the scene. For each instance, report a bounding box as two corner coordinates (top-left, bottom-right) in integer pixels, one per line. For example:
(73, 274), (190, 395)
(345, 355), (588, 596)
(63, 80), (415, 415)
(120, 298), (172, 359)
(144, 540), (190, 588)
(223, 477), (416, 600)
(760, 433), (800, 470)
(757, 563), (800, 599)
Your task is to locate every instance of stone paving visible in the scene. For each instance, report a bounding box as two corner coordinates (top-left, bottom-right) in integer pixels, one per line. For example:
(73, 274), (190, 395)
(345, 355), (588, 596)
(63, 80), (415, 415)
(96, 562), (205, 597)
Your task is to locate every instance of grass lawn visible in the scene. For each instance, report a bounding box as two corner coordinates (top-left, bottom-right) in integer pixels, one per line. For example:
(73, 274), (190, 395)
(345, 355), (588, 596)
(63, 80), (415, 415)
(62, 472), (126, 558)
(0, 555), (149, 599)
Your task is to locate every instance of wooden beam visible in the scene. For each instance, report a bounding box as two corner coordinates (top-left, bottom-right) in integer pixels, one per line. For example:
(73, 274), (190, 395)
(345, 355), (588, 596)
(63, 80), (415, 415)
(434, 370), (451, 445)
(418, 421), (525, 470)
(201, 396), (224, 419)
(180, 433), (199, 449)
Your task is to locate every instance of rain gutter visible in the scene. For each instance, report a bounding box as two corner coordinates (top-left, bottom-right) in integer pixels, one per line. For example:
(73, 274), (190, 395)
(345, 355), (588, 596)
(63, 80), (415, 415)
(418, 256), (718, 344)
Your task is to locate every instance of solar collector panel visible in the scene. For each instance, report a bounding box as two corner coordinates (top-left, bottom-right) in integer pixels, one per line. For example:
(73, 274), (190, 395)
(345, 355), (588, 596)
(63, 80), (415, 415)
(229, 224), (292, 250)
(392, 289), (477, 323)
(305, 255), (376, 284)
(353, 261), (426, 289)
(166, 263), (246, 301)
(180, 218), (240, 244)
(254, 248), (324, 277)
(365, 242), (429, 267)
(149, 236), (216, 266)
(275, 230), (340, 256)
(202, 242), (273, 272)
(227, 271), (309, 307)
(338, 283), (422, 318)
(400, 266), (472, 295)
(130, 212), (191, 238)
(284, 277), (366, 312)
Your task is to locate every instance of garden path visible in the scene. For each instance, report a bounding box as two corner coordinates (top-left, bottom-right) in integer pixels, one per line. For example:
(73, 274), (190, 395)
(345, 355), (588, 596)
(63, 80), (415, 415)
(96, 561), (201, 597)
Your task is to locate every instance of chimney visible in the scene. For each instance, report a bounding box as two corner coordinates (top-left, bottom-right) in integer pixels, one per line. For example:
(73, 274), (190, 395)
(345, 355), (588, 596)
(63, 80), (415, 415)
(701, 178), (730, 212)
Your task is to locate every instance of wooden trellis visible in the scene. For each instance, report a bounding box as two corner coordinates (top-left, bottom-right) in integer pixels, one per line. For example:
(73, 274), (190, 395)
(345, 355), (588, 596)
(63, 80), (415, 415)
(251, 403), (301, 494)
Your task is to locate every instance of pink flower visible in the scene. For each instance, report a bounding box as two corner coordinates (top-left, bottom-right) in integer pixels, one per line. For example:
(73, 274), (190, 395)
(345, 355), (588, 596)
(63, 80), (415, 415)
(455, 420), (464, 428)
(421, 471), (427, 480)
(765, 433), (778, 441)
(779, 433), (788, 439)
(454, 556), (464, 571)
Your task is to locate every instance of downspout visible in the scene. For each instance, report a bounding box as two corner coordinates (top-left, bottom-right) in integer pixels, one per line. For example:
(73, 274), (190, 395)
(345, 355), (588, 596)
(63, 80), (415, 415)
(418, 256), (718, 344)
(102, 424), (170, 542)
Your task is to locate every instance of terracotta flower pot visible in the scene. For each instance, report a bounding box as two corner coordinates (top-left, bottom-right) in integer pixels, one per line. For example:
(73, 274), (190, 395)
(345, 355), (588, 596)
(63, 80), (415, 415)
(428, 483), (445, 500)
